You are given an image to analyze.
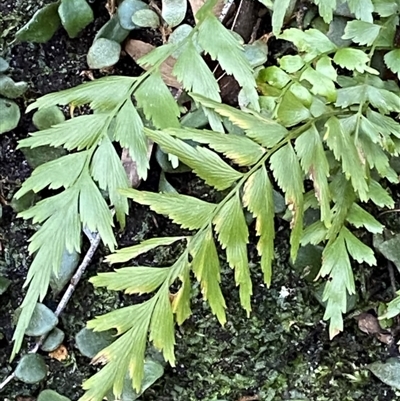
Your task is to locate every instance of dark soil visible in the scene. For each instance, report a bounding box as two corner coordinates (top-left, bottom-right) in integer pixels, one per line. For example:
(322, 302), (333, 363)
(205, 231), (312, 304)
(0, 1), (399, 400)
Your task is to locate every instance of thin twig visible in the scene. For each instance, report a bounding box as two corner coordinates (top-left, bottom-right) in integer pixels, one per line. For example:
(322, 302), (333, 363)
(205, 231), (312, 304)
(0, 230), (101, 390)
(0, 372), (15, 391)
(378, 208), (400, 217)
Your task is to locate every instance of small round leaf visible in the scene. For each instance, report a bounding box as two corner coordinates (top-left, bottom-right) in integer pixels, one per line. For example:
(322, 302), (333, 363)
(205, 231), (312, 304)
(162, 0), (186, 28)
(0, 57), (9, 73)
(117, 0), (148, 30)
(50, 249), (80, 296)
(15, 354), (47, 384)
(132, 9), (160, 28)
(41, 327), (65, 352)
(16, 2), (61, 43)
(87, 38), (121, 69)
(32, 106), (65, 130)
(58, 0), (94, 38)
(0, 98), (20, 134)
(75, 328), (115, 358)
(0, 75), (28, 98)
(38, 390), (71, 401)
(95, 14), (130, 43)
(25, 303), (58, 337)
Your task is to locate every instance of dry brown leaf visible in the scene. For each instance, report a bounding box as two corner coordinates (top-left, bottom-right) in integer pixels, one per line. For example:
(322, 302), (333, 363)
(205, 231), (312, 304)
(355, 312), (383, 335)
(354, 312), (393, 344)
(49, 344), (69, 361)
(125, 39), (180, 89)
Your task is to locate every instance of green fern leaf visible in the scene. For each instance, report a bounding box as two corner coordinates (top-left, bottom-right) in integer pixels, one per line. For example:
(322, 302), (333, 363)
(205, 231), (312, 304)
(366, 85), (400, 114)
(333, 48), (376, 74)
(191, 94), (288, 147)
(12, 189), (82, 359)
(312, 0), (336, 23)
(326, 175), (355, 240)
(320, 229), (355, 339)
(173, 40), (220, 101)
(120, 188), (216, 230)
(301, 221), (328, 245)
(342, 20), (381, 46)
(18, 114), (108, 151)
(106, 237), (186, 264)
(145, 128), (243, 190)
(91, 137), (129, 227)
(197, 14), (258, 110)
(19, 188), (81, 255)
(14, 152), (88, 198)
(342, 227), (376, 266)
(135, 71), (180, 129)
(113, 99), (149, 180)
(347, 0), (374, 22)
(300, 66), (336, 102)
(171, 260), (192, 325)
(270, 143), (304, 260)
(90, 266), (170, 294)
(243, 165), (275, 286)
(360, 115), (384, 144)
(79, 172), (116, 250)
(277, 91), (311, 127)
(26, 76), (135, 112)
(346, 203), (383, 234)
(150, 284), (176, 364)
(138, 43), (176, 68)
(324, 116), (369, 201)
(367, 109), (400, 138)
(84, 300), (154, 397)
(166, 127), (265, 166)
(213, 193), (251, 314)
(272, 0), (293, 35)
(190, 227), (226, 324)
(295, 125), (331, 226)
(384, 49), (400, 79)
(366, 179), (395, 208)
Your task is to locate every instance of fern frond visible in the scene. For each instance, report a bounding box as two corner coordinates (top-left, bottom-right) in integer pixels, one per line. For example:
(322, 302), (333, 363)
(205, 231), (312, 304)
(26, 76), (135, 112)
(113, 99), (149, 180)
(190, 227), (226, 324)
(213, 193), (251, 313)
(135, 71), (180, 129)
(145, 128), (243, 190)
(173, 40), (220, 101)
(191, 93), (288, 147)
(90, 266), (170, 294)
(295, 125), (331, 226)
(166, 127), (266, 166)
(120, 189), (217, 230)
(270, 143), (304, 261)
(15, 152), (88, 198)
(90, 137), (130, 227)
(18, 114), (108, 150)
(106, 237), (186, 264)
(197, 13), (259, 110)
(243, 165), (275, 286)
(83, 301), (155, 398)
